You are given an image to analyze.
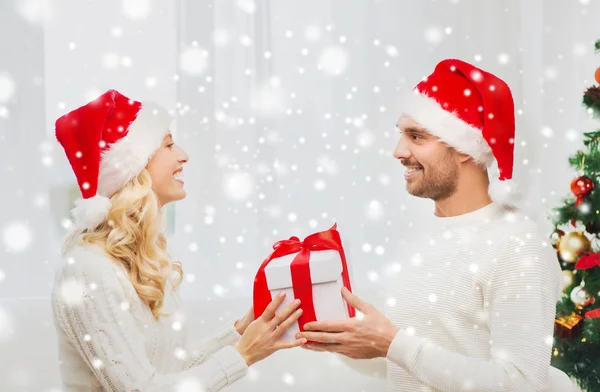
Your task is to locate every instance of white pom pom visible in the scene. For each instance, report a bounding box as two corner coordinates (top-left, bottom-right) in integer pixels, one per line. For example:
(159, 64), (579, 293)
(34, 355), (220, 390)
(488, 178), (523, 207)
(71, 195), (112, 230)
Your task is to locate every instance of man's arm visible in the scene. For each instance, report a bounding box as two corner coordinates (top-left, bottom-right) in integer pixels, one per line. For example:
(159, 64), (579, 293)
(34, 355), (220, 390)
(386, 229), (561, 391)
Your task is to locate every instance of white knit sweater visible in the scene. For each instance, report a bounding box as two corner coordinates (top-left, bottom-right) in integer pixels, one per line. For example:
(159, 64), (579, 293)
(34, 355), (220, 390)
(345, 203), (563, 391)
(51, 241), (248, 391)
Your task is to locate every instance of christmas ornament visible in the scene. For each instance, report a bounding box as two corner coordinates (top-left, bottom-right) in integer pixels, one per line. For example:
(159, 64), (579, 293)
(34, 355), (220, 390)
(561, 270), (575, 293)
(570, 285), (594, 307)
(585, 308), (600, 319)
(551, 229), (565, 248)
(558, 232), (591, 263)
(585, 220), (600, 234)
(596, 66), (600, 85)
(575, 252), (600, 270)
(555, 312), (584, 339)
(570, 176), (594, 206)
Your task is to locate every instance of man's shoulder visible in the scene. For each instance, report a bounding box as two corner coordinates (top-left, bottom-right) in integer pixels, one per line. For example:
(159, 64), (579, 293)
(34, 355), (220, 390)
(488, 209), (552, 250)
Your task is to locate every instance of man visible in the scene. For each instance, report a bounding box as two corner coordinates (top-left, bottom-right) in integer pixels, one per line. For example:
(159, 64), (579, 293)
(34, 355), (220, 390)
(297, 59), (564, 391)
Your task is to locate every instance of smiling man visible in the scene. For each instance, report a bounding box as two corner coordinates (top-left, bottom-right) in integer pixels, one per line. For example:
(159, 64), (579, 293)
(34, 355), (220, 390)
(297, 59), (563, 391)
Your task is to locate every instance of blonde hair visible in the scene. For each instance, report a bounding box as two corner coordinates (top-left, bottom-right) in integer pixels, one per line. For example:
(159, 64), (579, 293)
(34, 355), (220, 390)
(64, 169), (184, 320)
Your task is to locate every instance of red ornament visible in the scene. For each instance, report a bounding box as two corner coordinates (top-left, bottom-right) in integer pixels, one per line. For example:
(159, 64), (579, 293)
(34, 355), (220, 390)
(596, 67), (600, 85)
(585, 308), (600, 319)
(570, 176), (594, 206)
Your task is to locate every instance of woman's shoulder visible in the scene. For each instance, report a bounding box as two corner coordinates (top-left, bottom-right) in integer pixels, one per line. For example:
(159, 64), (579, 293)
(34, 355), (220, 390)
(55, 241), (128, 286)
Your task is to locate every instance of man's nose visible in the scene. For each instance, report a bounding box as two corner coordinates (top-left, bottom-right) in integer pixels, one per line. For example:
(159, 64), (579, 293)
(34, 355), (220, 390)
(393, 136), (411, 161)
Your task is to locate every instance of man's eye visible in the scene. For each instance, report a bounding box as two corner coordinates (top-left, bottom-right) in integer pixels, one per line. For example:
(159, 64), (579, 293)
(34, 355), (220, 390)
(410, 134), (422, 140)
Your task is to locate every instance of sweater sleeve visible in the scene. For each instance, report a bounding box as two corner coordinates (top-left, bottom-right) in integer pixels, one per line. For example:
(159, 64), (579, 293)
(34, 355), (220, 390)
(386, 229), (562, 391)
(53, 260), (248, 392)
(183, 323), (242, 369)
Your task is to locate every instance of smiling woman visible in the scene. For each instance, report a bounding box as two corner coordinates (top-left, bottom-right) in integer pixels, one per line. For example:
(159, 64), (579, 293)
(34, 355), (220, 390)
(50, 89), (306, 391)
(146, 132), (189, 208)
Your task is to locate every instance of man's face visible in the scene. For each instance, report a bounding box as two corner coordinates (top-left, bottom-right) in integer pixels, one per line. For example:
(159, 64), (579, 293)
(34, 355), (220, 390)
(393, 116), (460, 201)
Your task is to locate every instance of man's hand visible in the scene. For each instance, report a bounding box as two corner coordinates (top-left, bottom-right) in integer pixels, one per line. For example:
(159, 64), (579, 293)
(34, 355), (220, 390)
(296, 287), (399, 359)
(234, 306), (254, 335)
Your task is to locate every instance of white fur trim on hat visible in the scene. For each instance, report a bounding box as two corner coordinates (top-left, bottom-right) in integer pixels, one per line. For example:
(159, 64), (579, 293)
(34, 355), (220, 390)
(97, 102), (172, 197)
(400, 91), (494, 167)
(488, 178), (522, 207)
(71, 195), (112, 230)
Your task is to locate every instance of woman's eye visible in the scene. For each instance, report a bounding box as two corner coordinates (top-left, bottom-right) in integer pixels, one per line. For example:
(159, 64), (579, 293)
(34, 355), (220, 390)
(167, 143), (174, 148)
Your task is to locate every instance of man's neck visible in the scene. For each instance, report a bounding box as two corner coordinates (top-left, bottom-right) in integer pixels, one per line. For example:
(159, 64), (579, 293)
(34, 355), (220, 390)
(433, 187), (493, 218)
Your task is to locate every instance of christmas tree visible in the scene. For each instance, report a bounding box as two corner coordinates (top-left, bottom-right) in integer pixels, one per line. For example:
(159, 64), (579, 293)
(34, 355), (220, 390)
(551, 39), (600, 392)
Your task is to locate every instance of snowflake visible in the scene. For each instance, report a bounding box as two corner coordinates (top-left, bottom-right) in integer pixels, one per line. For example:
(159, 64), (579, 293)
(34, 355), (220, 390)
(0, 73), (15, 103)
(251, 80), (286, 116)
(0, 306), (14, 342)
(282, 372), (295, 385)
(180, 47), (209, 76)
(59, 278), (85, 306)
(424, 26), (444, 45)
(365, 200), (383, 220)
(121, 0), (151, 21)
(317, 46), (349, 76)
(3, 222), (33, 252)
(305, 25), (321, 42)
(175, 376), (205, 392)
(223, 172), (253, 200)
(236, 0), (256, 14)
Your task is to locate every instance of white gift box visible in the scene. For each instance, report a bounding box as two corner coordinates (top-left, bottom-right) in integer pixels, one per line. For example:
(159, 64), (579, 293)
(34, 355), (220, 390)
(264, 249), (354, 342)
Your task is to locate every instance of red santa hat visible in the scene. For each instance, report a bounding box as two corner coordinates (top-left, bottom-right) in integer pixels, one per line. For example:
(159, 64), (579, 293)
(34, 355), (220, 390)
(55, 89), (172, 230)
(400, 58), (520, 206)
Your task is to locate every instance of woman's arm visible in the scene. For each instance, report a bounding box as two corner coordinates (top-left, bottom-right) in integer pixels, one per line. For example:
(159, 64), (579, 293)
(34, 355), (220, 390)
(53, 259), (248, 392)
(183, 322), (241, 369)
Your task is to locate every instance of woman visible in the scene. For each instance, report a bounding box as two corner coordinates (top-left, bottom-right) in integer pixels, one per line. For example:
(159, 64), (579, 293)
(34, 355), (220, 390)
(51, 89), (306, 391)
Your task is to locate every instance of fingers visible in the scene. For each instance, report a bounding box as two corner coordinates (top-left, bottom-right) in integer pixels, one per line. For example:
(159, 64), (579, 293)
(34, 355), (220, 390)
(296, 331), (344, 344)
(302, 343), (341, 353)
(261, 292), (286, 321)
(271, 298), (301, 328)
(275, 337), (307, 350)
(303, 320), (350, 332)
(341, 287), (369, 313)
(274, 308), (303, 337)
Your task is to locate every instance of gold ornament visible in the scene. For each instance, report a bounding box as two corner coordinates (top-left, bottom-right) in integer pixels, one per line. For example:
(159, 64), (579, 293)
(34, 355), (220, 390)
(558, 232), (591, 263)
(561, 270), (574, 293)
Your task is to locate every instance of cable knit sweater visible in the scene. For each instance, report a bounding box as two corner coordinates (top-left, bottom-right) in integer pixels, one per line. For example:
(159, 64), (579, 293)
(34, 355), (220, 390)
(345, 203), (564, 391)
(51, 241), (248, 391)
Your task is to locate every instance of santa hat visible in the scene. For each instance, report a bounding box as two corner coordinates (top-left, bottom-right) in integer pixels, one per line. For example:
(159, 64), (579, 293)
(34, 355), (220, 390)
(400, 58), (520, 206)
(55, 89), (172, 231)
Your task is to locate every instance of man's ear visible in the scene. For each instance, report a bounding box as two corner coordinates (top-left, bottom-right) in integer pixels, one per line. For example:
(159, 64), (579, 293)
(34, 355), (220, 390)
(456, 151), (473, 164)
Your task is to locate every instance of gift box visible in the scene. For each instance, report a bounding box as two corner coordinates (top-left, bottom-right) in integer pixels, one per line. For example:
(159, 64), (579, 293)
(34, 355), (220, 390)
(554, 312), (584, 339)
(253, 224), (355, 343)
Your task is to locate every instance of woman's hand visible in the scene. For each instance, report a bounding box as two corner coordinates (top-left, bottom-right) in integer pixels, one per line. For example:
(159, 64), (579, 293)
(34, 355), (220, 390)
(234, 292), (306, 366)
(234, 306), (254, 335)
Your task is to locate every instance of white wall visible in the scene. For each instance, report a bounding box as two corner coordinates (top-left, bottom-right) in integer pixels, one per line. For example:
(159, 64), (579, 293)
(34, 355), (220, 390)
(1, 0), (600, 390)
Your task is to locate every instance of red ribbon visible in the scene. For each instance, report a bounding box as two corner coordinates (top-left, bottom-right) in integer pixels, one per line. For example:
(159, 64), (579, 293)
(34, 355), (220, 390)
(253, 223), (355, 334)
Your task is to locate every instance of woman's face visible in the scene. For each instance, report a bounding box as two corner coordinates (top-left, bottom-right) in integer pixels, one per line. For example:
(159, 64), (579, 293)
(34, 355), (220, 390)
(146, 132), (189, 207)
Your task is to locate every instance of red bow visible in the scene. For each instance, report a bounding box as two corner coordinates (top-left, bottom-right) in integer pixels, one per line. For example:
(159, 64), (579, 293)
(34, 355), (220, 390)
(253, 223), (355, 333)
(575, 252), (600, 270)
